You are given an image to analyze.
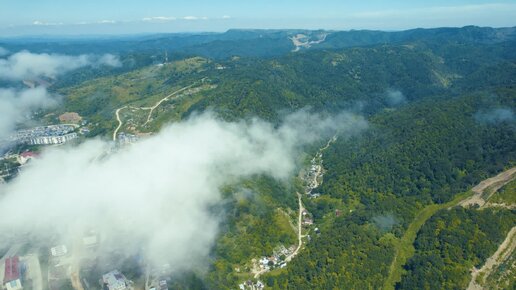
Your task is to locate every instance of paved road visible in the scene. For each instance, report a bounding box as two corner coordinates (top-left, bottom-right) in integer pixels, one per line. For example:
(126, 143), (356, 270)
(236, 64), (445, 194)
(25, 252), (43, 290)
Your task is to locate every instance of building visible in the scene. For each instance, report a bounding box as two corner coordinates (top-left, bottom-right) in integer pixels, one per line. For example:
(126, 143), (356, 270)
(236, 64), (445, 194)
(83, 233), (98, 248)
(102, 270), (127, 290)
(28, 133), (78, 145)
(4, 256), (22, 290)
(59, 112), (82, 123)
(18, 151), (38, 164)
(50, 245), (68, 257)
(9, 125), (78, 146)
(159, 280), (168, 290)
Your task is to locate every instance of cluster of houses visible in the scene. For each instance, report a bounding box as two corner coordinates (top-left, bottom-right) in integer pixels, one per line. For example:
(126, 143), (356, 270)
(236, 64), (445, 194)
(304, 152), (324, 197)
(117, 133), (139, 145)
(258, 245), (294, 272)
(239, 280), (265, 290)
(8, 125), (78, 146)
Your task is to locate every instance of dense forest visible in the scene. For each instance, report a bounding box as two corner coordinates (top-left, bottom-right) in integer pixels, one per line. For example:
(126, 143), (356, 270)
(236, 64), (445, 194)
(399, 207), (515, 289)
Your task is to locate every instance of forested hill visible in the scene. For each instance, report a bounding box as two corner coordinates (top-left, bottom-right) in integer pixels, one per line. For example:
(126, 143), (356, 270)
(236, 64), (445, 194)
(42, 26), (516, 289)
(59, 31), (516, 136)
(3, 26), (513, 92)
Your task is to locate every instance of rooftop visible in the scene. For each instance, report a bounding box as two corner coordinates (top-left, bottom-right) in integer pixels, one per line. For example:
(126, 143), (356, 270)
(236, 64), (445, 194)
(4, 256), (20, 284)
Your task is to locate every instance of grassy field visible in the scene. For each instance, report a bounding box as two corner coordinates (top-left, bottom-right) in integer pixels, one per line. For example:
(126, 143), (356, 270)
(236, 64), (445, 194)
(489, 179), (516, 205)
(383, 190), (474, 290)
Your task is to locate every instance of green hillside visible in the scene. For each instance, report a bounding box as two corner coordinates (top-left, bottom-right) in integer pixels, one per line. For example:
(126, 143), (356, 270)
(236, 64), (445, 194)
(35, 27), (516, 289)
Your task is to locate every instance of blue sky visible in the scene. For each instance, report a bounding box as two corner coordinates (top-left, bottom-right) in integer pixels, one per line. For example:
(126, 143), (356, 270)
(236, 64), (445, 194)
(1, 0), (515, 36)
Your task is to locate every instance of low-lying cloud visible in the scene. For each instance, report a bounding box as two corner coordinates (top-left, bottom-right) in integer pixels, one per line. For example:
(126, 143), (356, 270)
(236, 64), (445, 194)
(0, 87), (58, 140)
(0, 50), (122, 81)
(0, 51), (122, 142)
(0, 47), (9, 57)
(475, 107), (515, 124)
(385, 89), (406, 106)
(0, 111), (367, 272)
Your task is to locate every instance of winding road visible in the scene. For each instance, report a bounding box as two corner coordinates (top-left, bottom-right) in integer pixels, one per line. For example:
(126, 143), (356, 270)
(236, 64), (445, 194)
(112, 106), (127, 141)
(112, 80), (204, 141)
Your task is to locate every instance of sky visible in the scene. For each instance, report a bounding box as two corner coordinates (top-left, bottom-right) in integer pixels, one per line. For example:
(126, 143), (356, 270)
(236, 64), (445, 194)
(0, 0), (515, 35)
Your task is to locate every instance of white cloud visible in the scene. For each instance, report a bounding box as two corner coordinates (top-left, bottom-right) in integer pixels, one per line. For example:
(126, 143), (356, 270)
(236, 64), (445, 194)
(221, 15), (232, 19)
(0, 87), (59, 140)
(183, 16), (198, 20)
(475, 108), (515, 124)
(351, 3), (516, 20)
(32, 20), (64, 26)
(183, 16), (208, 21)
(0, 111), (367, 270)
(142, 16), (177, 23)
(385, 89), (406, 106)
(97, 20), (117, 24)
(0, 51), (122, 81)
(98, 54), (122, 67)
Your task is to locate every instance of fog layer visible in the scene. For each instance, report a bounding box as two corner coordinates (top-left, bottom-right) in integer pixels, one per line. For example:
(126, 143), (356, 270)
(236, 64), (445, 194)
(0, 111), (367, 271)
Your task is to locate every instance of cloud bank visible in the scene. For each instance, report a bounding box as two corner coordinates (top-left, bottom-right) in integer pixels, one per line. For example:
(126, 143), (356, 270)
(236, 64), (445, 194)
(0, 87), (58, 140)
(0, 111), (367, 271)
(0, 47), (9, 57)
(0, 51), (121, 81)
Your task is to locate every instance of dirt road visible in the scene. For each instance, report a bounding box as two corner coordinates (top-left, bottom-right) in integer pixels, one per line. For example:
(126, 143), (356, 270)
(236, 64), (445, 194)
(459, 167), (516, 208)
(112, 82), (202, 141)
(112, 106), (127, 141)
(285, 192), (305, 263)
(142, 84), (196, 126)
(467, 226), (516, 290)
(25, 253), (44, 290)
(384, 167), (516, 290)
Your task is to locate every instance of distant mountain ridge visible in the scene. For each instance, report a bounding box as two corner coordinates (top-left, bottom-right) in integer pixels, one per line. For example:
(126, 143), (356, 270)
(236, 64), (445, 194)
(1, 26), (515, 59)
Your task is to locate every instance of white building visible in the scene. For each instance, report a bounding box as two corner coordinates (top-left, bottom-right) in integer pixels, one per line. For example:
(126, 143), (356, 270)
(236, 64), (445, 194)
(50, 245), (68, 257)
(83, 234), (98, 248)
(29, 133), (78, 145)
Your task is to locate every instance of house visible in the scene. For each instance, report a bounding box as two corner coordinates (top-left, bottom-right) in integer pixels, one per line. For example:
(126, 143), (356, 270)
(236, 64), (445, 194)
(102, 270), (127, 290)
(4, 256), (22, 290)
